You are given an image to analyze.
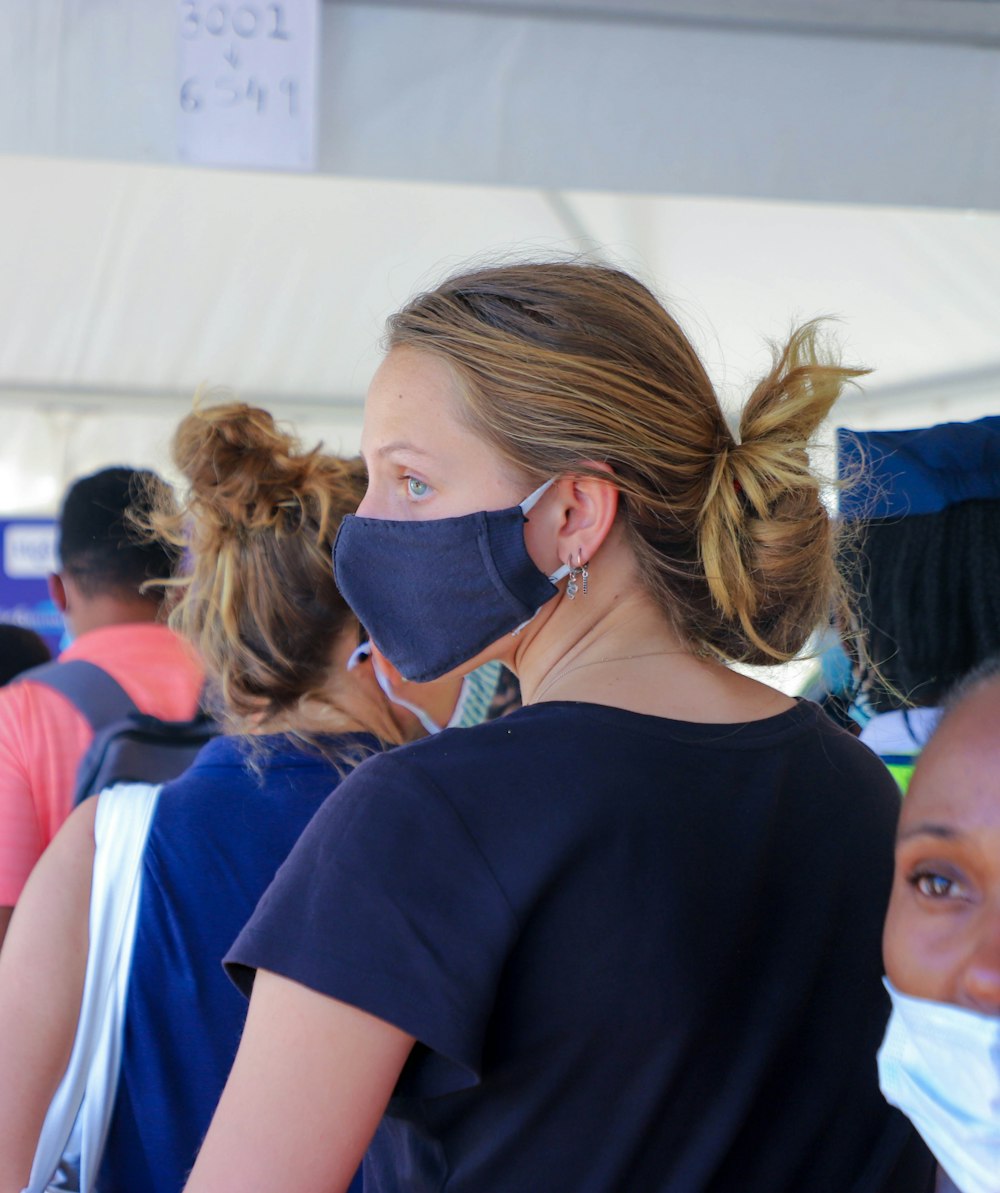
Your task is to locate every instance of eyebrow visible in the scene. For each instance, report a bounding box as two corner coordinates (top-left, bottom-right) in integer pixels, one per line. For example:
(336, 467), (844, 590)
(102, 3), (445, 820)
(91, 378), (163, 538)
(896, 821), (961, 843)
(373, 441), (433, 459)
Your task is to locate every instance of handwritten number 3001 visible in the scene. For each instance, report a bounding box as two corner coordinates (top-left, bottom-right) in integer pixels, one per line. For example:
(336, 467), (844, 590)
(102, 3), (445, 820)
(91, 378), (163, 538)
(180, 3), (292, 40)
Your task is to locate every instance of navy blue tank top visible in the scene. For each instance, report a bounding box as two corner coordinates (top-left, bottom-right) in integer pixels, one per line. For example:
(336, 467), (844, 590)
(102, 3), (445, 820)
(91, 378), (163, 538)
(99, 732), (378, 1193)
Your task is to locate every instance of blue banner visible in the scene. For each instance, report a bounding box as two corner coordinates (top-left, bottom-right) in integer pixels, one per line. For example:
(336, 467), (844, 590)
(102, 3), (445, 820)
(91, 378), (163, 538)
(0, 519), (64, 655)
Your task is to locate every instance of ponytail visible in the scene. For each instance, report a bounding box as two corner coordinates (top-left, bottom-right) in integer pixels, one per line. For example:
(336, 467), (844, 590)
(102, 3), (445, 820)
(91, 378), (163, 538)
(698, 322), (867, 661)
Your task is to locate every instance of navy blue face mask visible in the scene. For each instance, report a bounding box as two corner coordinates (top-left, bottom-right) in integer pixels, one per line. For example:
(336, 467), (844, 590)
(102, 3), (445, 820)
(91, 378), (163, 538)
(332, 480), (569, 682)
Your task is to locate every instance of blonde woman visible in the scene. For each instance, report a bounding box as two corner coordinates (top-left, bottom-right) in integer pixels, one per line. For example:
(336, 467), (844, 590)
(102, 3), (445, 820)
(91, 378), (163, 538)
(0, 404), (464, 1193)
(189, 263), (934, 1192)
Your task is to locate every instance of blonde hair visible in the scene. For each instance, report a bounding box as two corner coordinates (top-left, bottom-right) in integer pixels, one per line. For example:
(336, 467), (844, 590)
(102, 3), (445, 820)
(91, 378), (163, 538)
(387, 261), (865, 664)
(151, 402), (400, 742)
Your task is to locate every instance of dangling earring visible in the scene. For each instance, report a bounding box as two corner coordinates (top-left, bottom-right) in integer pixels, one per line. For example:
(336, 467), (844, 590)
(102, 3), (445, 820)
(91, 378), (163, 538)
(566, 550), (589, 600)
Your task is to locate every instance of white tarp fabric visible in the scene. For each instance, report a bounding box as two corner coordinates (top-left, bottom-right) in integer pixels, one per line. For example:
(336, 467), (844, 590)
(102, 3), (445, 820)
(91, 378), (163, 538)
(1, 156), (998, 514)
(0, 2), (997, 513)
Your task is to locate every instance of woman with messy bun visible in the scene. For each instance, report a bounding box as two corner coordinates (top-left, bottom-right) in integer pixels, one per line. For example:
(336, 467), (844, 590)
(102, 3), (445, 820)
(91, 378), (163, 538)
(190, 264), (932, 1192)
(0, 403), (473, 1193)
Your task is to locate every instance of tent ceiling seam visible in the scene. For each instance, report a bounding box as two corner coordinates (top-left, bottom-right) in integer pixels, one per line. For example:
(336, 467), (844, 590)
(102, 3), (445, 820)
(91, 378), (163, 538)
(331, 0), (1000, 49)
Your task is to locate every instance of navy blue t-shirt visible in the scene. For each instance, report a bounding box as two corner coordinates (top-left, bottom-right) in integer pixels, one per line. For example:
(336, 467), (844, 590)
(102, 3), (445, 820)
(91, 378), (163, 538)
(227, 700), (933, 1193)
(99, 732), (378, 1193)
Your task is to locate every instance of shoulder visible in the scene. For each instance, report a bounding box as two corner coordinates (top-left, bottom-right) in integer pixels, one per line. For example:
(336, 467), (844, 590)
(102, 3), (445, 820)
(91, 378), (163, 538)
(65, 620), (201, 677)
(70, 622), (201, 674)
(68, 624), (204, 717)
(151, 735), (353, 836)
(285, 741), (515, 895)
(376, 703), (576, 771)
(0, 670), (89, 740)
(760, 699), (904, 818)
(328, 710), (555, 814)
(59, 793), (100, 849)
(0, 675), (34, 730)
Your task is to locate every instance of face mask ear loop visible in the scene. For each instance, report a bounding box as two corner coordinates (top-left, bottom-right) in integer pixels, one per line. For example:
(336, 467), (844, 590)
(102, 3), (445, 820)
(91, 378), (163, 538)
(513, 478), (568, 636)
(372, 657), (443, 736)
(349, 640), (444, 735)
(511, 563), (571, 636)
(519, 477), (556, 515)
(346, 641), (373, 671)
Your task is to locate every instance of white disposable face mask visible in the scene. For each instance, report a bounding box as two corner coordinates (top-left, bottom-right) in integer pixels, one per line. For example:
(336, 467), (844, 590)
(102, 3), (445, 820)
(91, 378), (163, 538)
(347, 643), (505, 736)
(878, 978), (1000, 1193)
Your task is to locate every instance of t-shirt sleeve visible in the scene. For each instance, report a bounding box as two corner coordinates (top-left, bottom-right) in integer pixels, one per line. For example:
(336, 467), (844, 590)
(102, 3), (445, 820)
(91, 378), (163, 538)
(0, 685), (45, 904)
(225, 748), (519, 1096)
(0, 681), (93, 905)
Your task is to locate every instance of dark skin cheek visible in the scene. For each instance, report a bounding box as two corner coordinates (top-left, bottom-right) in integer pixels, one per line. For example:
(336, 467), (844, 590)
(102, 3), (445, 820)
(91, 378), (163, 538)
(883, 898), (958, 1004)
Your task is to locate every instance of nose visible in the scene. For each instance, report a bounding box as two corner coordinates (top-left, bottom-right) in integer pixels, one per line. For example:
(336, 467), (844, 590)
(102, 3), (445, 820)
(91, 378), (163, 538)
(960, 911), (1000, 1016)
(356, 484), (385, 519)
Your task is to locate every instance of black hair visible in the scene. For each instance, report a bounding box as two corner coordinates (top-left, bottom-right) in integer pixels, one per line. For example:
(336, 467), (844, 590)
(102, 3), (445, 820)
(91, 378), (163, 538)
(940, 652), (1000, 716)
(58, 467), (180, 600)
(0, 625), (52, 685)
(853, 497), (1000, 711)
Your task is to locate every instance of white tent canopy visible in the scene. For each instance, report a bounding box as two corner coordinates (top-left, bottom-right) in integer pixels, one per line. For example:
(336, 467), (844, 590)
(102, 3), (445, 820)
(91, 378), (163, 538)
(0, 0), (998, 513)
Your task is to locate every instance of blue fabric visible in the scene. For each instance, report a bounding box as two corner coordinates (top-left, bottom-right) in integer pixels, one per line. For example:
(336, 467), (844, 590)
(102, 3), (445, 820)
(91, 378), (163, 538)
(98, 732), (376, 1193)
(228, 701), (932, 1192)
(333, 503), (559, 682)
(838, 416), (1000, 520)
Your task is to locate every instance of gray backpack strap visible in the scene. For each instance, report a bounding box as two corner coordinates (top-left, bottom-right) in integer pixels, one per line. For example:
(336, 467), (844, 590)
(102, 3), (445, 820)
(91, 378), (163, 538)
(22, 660), (140, 732)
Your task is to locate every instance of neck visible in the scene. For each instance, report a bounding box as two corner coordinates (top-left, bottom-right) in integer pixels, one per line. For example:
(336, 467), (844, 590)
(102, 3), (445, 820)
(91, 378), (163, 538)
(508, 535), (793, 725)
(254, 631), (411, 746)
(68, 596), (163, 638)
(255, 694), (390, 742)
(515, 588), (689, 706)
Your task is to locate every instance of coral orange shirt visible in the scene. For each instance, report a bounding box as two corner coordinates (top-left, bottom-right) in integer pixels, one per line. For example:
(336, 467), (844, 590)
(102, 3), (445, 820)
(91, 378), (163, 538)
(0, 623), (204, 905)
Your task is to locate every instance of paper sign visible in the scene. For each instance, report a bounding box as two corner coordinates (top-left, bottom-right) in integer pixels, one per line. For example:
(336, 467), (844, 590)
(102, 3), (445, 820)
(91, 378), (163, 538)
(176, 0), (319, 170)
(1, 521), (62, 653)
(4, 522), (57, 579)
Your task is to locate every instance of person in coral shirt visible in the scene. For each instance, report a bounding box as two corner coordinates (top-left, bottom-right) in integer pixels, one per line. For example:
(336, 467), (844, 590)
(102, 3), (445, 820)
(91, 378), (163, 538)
(0, 467), (203, 947)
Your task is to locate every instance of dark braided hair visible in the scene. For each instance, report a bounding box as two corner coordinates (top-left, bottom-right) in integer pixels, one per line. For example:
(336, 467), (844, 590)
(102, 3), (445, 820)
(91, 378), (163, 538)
(854, 497), (1000, 711)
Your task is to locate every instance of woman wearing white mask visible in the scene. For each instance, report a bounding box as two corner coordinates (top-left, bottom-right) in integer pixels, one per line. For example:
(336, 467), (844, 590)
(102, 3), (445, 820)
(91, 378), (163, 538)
(186, 261), (933, 1193)
(880, 658), (1000, 1193)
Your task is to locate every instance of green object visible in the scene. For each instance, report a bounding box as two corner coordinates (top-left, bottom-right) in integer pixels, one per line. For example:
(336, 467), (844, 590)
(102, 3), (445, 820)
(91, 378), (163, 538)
(883, 756), (917, 795)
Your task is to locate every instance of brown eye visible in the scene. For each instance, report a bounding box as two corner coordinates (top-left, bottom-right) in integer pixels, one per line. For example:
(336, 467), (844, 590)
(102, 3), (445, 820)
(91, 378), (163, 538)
(913, 873), (955, 898)
(907, 865), (976, 902)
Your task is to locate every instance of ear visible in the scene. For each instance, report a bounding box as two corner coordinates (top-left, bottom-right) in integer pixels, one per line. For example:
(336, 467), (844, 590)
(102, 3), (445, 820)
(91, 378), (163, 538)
(369, 643), (406, 692)
(551, 463), (619, 567)
(47, 572), (68, 613)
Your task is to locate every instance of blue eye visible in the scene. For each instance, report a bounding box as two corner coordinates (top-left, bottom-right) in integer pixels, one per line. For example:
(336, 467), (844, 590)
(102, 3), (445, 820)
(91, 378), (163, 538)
(406, 477), (429, 499)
